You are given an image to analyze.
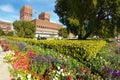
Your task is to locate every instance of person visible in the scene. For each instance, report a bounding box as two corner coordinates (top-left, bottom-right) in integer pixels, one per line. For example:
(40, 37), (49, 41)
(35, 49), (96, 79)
(114, 37), (120, 53)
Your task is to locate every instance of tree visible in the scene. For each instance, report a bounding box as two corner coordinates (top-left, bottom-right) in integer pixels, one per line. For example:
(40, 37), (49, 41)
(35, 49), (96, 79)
(13, 21), (36, 38)
(0, 28), (4, 36)
(55, 0), (120, 39)
(58, 28), (69, 38)
(6, 31), (14, 36)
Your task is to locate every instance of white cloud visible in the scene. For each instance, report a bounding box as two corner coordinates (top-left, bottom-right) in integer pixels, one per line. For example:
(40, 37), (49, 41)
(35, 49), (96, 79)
(0, 4), (15, 13)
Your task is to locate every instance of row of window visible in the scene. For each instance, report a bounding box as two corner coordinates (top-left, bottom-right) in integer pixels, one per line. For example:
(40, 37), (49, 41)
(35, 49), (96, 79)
(0, 25), (11, 28)
(37, 25), (58, 30)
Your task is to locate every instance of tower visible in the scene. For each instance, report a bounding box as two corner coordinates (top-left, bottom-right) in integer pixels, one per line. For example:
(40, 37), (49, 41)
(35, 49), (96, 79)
(20, 5), (32, 21)
(38, 12), (50, 21)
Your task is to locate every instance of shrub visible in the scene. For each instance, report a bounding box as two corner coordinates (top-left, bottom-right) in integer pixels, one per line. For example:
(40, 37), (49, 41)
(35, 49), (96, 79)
(3, 36), (106, 61)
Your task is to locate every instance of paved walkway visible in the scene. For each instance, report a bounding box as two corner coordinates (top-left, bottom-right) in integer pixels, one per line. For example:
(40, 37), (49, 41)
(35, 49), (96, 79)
(0, 51), (11, 80)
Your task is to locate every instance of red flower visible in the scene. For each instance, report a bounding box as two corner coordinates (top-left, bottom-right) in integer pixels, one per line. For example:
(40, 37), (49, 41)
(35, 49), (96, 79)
(67, 75), (71, 80)
(13, 52), (30, 71)
(78, 78), (81, 80)
(79, 68), (84, 72)
(47, 68), (51, 72)
(53, 66), (57, 70)
(27, 51), (36, 59)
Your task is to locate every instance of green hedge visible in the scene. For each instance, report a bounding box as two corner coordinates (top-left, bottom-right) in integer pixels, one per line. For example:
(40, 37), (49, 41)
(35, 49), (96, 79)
(3, 36), (106, 61)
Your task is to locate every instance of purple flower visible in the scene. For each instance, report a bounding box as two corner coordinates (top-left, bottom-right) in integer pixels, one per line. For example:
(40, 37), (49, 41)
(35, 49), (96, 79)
(112, 70), (120, 78)
(108, 69), (112, 74)
(118, 63), (120, 66)
(103, 64), (108, 73)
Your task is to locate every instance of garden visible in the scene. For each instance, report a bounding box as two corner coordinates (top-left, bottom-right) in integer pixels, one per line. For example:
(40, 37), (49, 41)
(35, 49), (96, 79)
(0, 37), (120, 80)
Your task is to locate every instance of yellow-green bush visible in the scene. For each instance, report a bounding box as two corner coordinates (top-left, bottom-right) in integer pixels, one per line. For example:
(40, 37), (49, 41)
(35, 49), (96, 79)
(3, 36), (106, 61)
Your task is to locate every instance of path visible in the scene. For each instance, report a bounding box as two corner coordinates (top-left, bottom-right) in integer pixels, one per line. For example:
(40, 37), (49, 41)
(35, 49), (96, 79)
(0, 51), (11, 80)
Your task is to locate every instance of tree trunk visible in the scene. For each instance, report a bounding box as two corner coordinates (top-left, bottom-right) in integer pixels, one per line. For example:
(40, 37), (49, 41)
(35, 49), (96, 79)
(78, 32), (91, 40)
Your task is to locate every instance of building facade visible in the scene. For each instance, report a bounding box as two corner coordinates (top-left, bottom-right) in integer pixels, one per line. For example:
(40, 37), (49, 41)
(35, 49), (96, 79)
(20, 5), (62, 38)
(0, 21), (12, 34)
(32, 12), (62, 37)
(20, 5), (32, 21)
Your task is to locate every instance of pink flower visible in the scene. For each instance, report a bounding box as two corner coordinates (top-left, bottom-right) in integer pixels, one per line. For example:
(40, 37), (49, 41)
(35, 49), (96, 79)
(67, 75), (71, 80)
(61, 65), (65, 69)
(78, 78), (81, 80)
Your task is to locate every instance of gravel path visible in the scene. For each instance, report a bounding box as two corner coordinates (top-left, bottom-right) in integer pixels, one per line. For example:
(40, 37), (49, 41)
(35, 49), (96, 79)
(0, 51), (11, 80)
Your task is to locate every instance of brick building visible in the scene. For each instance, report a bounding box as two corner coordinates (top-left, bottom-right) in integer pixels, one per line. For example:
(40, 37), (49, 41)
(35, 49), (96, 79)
(0, 21), (12, 34)
(20, 5), (62, 38)
(20, 5), (32, 21)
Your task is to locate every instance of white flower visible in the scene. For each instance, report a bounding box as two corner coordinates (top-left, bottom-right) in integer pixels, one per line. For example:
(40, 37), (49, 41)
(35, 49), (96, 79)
(60, 69), (63, 72)
(53, 70), (56, 73)
(27, 74), (31, 79)
(67, 72), (70, 75)
(17, 74), (20, 77)
(57, 66), (60, 70)
(62, 73), (65, 76)
(0, 46), (2, 51)
(55, 76), (58, 80)
(100, 57), (103, 59)
(57, 71), (61, 75)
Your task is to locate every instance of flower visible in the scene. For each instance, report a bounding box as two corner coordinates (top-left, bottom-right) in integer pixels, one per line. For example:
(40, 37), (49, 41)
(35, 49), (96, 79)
(57, 66), (60, 70)
(60, 69), (63, 72)
(108, 69), (112, 74)
(27, 74), (31, 79)
(78, 78), (81, 80)
(79, 68), (84, 72)
(53, 66), (57, 70)
(27, 51), (36, 59)
(103, 64), (108, 73)
(61, 65), (65, 69)
(67, 75), (71, 80)
(47, 68), (51, 73)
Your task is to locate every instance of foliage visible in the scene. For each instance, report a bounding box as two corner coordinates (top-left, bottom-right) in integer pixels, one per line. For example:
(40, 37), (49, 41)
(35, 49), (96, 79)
(83, 56), (108, 78)
(58, 28), (69, 38)
(4, 36), (106, 61)
(13, 20), (36, 38)
(6, 31), (14, 36)
(55, 0), (120, 39)
(3, 50), (15, 63)
(0, 28), (5, 36)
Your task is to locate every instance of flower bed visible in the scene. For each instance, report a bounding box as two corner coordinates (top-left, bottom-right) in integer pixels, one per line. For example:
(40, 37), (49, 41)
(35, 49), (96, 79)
(0, 39), (105, 80)
(1, 38), (119, 80)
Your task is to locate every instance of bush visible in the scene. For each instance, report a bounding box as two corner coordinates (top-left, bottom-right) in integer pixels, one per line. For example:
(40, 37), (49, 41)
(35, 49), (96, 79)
(4, 37), (106, 61)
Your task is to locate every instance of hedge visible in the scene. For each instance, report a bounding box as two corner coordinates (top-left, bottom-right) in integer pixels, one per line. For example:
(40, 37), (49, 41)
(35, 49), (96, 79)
(3, 36), (106, 61)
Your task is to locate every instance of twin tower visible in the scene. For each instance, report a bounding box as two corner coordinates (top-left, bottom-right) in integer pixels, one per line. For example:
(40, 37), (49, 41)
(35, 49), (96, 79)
(20, 5), (50, 22)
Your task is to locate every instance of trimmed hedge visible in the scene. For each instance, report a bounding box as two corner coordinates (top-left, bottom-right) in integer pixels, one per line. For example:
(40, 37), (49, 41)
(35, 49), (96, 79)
(3, 36), (106, 61)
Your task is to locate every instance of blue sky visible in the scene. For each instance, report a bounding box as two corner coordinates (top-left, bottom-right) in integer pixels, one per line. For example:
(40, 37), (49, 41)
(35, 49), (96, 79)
(0, 0), (61, 24)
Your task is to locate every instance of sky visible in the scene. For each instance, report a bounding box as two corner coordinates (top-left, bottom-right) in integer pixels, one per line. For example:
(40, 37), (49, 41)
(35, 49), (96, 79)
(0, 0), (61, 24)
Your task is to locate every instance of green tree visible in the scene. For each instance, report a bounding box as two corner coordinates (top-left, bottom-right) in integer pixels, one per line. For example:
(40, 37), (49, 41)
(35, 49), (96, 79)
(13, 21), (36, 38)
(0, 28), (4, 36)
(6, 31), (14, 36)
(58, 28), (69, 38)
(55, 0), (120, 39)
